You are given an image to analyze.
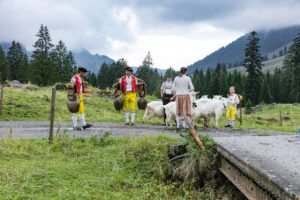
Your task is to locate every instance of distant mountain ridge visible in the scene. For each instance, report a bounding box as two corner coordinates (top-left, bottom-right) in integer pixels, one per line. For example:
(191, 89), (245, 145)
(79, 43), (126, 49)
(187, 25), (300, 73)
(72, 49), (115, 73)
(0, 42), (115, 73)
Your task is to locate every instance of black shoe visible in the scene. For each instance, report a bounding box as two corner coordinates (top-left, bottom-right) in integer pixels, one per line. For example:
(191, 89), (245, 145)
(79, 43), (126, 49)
(83, 124), (93, 129)
(131, 123), (134, 126)
(225, 124), (231, 128)
(73, 126), (82, 131)
(176, 128), (181, 132)
(125, 122), (130, 125)
(230, 125), (234, 128)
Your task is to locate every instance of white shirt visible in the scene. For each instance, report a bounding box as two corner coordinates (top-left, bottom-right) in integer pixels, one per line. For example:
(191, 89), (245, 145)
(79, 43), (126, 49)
(71, 74), (83, 93)
(119, 75), (138, 92)
(228, 93), (240, 106)
(172, 75), (194, 95)
(161, 81), (173, 95)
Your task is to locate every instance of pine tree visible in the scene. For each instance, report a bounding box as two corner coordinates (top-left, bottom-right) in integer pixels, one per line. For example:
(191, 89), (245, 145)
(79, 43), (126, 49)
(97, 63), (110, 89)
(50, 40), (75, 83)
(136, 51), (157, 95)
(244, 31), (263, 105)
(209, 64), (221, 96)
(271, 68), (282, 103)
(219, 71), (228, 97)
(204, 68), (211, 96)
(260, 75), (272, 103)
(7, 41), (25, 81)
(198, 69), (205, 97)
(16, 53), (29, 83)
(0, 46), (10, 82)
(29, 24), (54, 86)
(164, 67), (177, 79)
(283, 32), (300, 102)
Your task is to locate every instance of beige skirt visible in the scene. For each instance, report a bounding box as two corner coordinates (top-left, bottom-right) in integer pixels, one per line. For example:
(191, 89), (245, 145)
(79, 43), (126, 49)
(176, 94), (191, 118)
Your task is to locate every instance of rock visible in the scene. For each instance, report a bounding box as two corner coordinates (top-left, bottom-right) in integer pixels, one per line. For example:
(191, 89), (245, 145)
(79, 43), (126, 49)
(39, 95), (49, 102)
(55, 83), (67, 91)
(8, 80), (26, 88)
(168, 144), (187, 160)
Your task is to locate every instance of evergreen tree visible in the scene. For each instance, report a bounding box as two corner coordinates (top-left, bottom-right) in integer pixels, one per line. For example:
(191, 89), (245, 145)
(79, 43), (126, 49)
(16, 53), (29, 83)
(0, 46), (10, 82)
(271, 68), (283, 103)
(136, 51), (159, 95)
(7, 41), (25, 81)
(192, 69), (201, 94)
(244, 31), (263, 105)
(50, 40), (75, 83)
(204, 68), (211, 96)
(219, 70), (228, 97)
(29, 24), (54, 86)
(260, 75), (272, 103)
(209, 64), (221, 96)
(97, 63), (110, 89)
(282, 32), (300, 102)
(164, 67), (177, 79)
(198, 69), (205, 97)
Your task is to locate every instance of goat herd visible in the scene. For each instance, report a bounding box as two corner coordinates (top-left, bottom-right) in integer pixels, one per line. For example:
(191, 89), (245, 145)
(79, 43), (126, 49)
(143, 92), (230, 128)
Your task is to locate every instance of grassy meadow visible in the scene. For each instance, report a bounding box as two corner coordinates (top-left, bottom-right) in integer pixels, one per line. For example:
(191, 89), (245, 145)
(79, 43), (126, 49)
(0, 86), (299, 133)
(0, 133), (244, 200)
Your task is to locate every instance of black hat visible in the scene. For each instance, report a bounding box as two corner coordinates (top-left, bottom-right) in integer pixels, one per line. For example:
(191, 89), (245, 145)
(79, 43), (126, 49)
(180, 67), (187, 74)
(125, 67), (133, 72)
(78, 66), (88, 73)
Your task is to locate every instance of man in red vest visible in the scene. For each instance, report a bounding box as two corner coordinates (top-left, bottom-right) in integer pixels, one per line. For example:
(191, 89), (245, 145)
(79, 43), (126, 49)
(119, 67), (137, 126)
(71, 67), (93, 130)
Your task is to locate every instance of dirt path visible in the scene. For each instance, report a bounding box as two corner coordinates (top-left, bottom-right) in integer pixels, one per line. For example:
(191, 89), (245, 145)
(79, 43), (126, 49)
(0, 121), (294, 139)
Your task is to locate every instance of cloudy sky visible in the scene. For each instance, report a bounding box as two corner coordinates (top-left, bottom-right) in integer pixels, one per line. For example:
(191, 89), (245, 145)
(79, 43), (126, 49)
(1, 0), (300, 69)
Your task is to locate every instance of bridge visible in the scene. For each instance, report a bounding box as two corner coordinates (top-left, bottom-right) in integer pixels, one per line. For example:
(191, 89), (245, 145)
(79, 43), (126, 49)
(0, 121), (299, 200)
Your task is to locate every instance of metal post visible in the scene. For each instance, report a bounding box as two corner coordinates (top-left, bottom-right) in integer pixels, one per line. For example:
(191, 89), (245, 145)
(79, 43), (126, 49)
(0, 85), (3, 114)
(49, 84), (59, 141)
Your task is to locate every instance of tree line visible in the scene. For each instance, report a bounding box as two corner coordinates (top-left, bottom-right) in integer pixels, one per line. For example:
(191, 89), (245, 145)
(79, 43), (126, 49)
(0, 25), (299, 105)
(0, 24), (76, 86)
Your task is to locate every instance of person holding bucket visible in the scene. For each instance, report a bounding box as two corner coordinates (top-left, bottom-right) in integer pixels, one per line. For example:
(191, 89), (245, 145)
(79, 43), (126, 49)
(119, 67), (138, 126)
(71, 67), (93, 130)
(161, 76), (173, 125)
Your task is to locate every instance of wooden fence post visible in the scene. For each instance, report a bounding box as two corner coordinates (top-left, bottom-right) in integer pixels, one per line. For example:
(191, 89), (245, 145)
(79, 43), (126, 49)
(0, 85), (4, 114)
(240, 106), (242, 126)
(49, 85), (57, 142)
(279, 109), (282, 126)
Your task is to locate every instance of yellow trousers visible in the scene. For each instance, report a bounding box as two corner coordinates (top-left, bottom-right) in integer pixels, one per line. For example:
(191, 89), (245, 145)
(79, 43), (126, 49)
(226, 105), (236, 120)
(122, 92), (136, 112)
(76, 93), (84, 114)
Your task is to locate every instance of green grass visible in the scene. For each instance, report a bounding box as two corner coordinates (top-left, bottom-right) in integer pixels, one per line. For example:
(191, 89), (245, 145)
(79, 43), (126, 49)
(0, 134), (241, 200)
(216, 103), (300, 133)
(1, 87), (299, 133)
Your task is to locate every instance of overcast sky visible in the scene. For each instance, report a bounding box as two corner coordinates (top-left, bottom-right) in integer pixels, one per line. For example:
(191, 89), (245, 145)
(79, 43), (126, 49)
(1, 0), (300, 69)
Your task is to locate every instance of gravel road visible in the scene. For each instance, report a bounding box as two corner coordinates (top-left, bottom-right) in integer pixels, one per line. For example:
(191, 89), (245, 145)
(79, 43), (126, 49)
(0, 121), (294, 139)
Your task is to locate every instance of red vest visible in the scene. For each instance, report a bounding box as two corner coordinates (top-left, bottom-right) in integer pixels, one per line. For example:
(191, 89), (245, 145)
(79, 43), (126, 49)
(73, 75), (84, 94)
(121, 75), (136, 94)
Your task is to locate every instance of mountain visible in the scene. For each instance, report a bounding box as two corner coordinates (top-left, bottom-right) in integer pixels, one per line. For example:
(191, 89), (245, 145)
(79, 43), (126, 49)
(187, 25), (300, 73)
(0, 42), (115, 73)
(73, 49), (115, 73)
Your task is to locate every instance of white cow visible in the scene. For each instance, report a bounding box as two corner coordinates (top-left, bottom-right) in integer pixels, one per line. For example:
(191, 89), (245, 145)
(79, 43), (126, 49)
(143, 101), (164, 124)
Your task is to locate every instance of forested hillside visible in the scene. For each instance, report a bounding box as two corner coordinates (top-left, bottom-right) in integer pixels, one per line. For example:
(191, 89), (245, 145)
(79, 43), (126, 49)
(188, 25), (300, 73)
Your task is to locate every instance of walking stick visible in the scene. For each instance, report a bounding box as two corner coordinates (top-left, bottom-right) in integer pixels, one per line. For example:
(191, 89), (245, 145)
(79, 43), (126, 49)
(181, 111), (205, 150)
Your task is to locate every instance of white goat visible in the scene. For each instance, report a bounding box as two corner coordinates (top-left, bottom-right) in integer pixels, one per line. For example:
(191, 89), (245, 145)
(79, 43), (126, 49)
(164, 92), (198, 127)
(143, 101), (164, 124)
(194, 98), (229, 128)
